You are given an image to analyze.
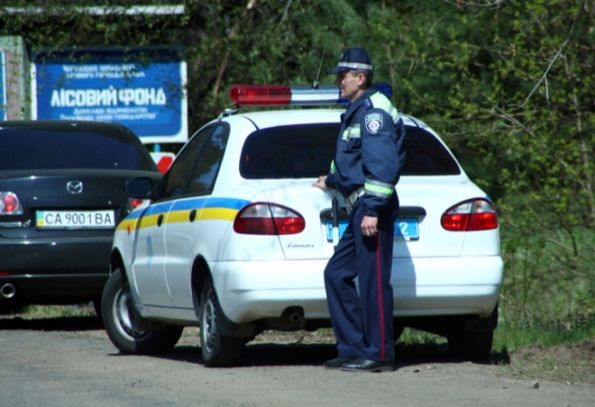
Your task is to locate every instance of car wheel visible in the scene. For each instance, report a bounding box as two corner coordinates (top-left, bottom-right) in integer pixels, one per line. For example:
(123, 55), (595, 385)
(0, 302), (26, 315)
(92, 298), (103, 322)
(199, 279), (245, 366)
(393, 322), (405, 342)
(448, 306), (498, 361)
(101, 268), (182, 355)
(448, 329), (494, 361)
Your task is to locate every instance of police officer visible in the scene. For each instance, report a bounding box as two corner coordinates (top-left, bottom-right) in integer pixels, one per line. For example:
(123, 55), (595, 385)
(313, 47), (406, 372)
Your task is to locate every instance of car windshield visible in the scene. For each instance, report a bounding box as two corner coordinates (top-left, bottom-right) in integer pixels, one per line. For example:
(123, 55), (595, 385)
(0, 127), (156, 171)
(239, 123), (460, 179)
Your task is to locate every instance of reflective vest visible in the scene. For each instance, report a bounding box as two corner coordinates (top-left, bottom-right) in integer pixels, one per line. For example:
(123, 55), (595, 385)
(326, 88), (406, 216)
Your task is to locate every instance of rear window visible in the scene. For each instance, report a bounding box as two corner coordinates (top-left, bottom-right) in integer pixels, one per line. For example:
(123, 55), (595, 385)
(0, 127), (156, 171)
(240, 123), (337, 178)
(240, 123), (460, 179)
(402, 126), (461, 175)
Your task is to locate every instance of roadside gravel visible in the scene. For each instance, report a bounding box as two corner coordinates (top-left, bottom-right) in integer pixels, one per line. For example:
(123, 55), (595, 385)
(0, 314), (593, 407)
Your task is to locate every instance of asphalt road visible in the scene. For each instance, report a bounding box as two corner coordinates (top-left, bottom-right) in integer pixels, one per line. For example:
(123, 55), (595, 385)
(0, 315), (593, 407)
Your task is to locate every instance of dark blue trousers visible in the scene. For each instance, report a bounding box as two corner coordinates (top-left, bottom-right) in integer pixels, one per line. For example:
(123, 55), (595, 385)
(324, 199), (395, 362)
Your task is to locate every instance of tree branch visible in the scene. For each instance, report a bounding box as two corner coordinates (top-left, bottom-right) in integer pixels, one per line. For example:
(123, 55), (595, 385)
(521, 6), (580, 106)
(521, 38), (568, 107)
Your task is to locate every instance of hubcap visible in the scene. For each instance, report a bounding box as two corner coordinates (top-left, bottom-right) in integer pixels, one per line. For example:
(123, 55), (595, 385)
(202, 290), (218, 353)
(113, 285), (147, 341)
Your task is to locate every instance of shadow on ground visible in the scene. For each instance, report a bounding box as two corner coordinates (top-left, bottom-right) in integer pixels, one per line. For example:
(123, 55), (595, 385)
(161, 341), (510, 369)
(0, 315), (102, 331)
(1, 313), (510, 368)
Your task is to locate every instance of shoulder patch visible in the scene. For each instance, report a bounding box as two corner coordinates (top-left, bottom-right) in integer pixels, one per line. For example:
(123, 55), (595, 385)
(365, 112), (383, 135)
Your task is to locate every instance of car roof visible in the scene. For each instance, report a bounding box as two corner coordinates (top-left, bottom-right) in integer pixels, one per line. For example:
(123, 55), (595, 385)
(226, 108), (427, 130)
(0, 120), (133, 136)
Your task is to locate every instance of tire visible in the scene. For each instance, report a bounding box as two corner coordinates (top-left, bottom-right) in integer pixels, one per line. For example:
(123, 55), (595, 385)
(92, 298), (103, 322)
(448, 306), (498, 361)
(448, 330), (494, 361)
(0, 302), (26, 315)
(199, 279), (245, 366)
(101, 268), (182, 355)
(393, 321), (405, 342)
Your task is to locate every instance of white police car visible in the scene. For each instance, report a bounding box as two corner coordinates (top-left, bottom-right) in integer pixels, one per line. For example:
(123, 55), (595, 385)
(101, 84), (503, 366)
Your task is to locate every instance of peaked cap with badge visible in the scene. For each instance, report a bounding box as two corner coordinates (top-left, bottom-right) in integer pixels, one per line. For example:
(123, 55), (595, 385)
(328, 47), (374, 74)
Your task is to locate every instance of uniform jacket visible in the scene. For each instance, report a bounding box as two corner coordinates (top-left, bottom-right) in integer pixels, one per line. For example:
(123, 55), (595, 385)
(325, 87), (406, 217)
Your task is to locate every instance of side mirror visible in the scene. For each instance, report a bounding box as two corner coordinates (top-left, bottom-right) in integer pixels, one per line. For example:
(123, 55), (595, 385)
(125, 177), (154, 199)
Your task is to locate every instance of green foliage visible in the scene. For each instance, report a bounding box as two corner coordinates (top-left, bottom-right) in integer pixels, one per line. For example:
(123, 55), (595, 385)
(0, 0), (592, 327)
(18, 304), (95, 318)
(361, 0), (594, 325)
(493, 316), (595, 353)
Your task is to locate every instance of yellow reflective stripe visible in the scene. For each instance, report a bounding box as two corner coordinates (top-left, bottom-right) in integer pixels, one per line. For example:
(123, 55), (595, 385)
(330, 160), (336, 174)
(369, 92), (400, 124)
(167, 210), (191, 224)
(118, 208), (239, 231)
(138, 214), (160, 228)
(342, 124), (361, 141)
(116, 218), (137, 231)
(200, 207), (238, 221)
(364, 180), (394, 198)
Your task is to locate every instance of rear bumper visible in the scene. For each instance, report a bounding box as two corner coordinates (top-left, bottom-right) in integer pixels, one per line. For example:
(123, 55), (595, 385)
(212, 256), (503, 324)
(0, 235), (112, 303)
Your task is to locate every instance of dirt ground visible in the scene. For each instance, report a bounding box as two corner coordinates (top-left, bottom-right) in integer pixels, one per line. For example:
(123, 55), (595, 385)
(503, 336), (595, 385)
(0, 313), (593, 407)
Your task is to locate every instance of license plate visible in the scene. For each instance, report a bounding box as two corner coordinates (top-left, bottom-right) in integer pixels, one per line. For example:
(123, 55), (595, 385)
(36, 210), (116, 229)
(394, 218), (419, 240)
(326, 218), (419, 241)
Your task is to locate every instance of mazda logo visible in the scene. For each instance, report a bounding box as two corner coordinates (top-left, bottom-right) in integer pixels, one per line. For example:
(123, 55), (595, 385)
(66, 180), (84, 195)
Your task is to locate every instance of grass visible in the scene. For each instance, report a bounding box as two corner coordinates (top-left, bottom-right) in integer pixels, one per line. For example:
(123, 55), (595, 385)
(5, 304), (96, 319)
(494, 321), (595, 384)
(490, 318), (595, 384)
(493, 317), (595, 353)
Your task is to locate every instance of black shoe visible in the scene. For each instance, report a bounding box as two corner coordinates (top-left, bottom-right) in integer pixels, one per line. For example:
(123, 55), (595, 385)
(341, 358), (395, 372)
(323, 356), (357, 369)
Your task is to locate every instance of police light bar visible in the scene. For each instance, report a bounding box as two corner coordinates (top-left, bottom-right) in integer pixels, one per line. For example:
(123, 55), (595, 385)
(229, 83), (393, 107)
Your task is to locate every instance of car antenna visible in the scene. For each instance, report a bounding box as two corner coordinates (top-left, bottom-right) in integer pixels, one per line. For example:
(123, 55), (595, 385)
(312, 45), (327, 90)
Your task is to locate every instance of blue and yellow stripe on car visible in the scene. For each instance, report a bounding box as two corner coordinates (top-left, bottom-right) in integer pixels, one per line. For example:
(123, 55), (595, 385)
(116, 202), (169, 233)
(117, 197), (251, 232)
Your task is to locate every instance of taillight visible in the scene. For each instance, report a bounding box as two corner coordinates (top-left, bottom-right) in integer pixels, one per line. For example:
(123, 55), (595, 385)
(441, 199), (498, 231)
(0, 192), (23, 215)
(126, 198), (150, 213)
(233, 202), (305, 235)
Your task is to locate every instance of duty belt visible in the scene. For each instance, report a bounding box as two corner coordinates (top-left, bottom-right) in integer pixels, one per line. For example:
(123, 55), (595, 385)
(345, 187), (364, 213)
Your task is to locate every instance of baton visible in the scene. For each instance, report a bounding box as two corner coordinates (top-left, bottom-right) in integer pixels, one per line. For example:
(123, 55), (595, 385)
(331, 195), (339, 247)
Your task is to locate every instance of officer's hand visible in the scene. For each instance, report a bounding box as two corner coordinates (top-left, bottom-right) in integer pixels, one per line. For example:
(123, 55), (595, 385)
(361, 215), (378, 237)
(312, 175), (328, 190)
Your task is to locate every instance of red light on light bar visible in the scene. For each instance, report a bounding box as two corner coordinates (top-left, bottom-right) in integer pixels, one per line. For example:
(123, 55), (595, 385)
(230, 85), (291, 106)
(229, 83), (393, 107)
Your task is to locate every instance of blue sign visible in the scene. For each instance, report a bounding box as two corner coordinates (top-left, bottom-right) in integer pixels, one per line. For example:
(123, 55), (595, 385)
(0, 51), (6, 120)
(32, 48), (187, 143)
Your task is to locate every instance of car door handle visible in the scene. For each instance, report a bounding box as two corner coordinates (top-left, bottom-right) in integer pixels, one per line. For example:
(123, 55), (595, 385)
(189, 209), (197, 222)
(157, 214), (164, 227)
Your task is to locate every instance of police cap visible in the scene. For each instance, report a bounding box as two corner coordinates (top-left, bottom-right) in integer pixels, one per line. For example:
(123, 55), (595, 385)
(328, 47), (373, 74)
